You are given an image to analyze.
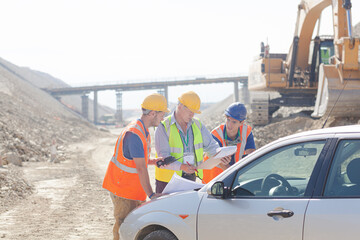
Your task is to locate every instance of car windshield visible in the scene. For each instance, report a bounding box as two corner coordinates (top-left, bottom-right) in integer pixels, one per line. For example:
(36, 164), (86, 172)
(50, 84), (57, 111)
(230, 140), (326, 198)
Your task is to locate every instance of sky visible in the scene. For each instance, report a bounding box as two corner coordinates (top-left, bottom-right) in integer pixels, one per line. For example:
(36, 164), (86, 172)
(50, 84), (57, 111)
(0, 0), (359, 110)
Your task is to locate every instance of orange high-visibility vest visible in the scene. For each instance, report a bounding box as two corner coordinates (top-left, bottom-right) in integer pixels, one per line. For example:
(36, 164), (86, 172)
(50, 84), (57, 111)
(202, 124), (251, 184)
(102, 120), (151, 201)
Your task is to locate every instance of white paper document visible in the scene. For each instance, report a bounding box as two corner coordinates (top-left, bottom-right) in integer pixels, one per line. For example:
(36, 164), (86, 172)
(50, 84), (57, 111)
(197, 146), (237, 170)
(213, 146), (237, 159)
(162, 173), (205, 194)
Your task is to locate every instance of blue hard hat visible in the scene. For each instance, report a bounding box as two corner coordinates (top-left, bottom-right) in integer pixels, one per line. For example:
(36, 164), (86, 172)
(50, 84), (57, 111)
(224, 102), (247, 122)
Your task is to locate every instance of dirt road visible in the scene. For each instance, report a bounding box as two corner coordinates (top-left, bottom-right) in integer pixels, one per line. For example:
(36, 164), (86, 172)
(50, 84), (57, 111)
(0, 129), (158, 239)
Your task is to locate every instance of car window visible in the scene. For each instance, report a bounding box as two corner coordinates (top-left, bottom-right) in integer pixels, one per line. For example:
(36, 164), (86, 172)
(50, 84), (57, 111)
(324, 139), (360, 197)
(230, 140), (326, 198)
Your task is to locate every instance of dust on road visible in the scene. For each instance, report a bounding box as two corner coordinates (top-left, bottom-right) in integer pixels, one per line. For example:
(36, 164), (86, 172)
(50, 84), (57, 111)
(0, 130), (138, 240)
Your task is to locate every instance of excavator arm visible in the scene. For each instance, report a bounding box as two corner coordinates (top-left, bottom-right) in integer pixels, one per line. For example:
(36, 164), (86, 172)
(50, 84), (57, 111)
(286, 0), (331, 86)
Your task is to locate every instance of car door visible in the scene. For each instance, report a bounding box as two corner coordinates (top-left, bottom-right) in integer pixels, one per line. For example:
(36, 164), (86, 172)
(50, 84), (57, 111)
(197, 139), (328, 240)
(304, 137), (360, 240)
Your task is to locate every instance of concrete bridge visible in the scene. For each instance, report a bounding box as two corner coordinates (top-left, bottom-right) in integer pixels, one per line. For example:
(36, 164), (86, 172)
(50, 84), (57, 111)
(45, 75), (248, 124)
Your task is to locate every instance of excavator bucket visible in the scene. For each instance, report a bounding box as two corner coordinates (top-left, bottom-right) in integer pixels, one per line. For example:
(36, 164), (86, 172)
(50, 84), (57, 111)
(312, 64), (360, 118)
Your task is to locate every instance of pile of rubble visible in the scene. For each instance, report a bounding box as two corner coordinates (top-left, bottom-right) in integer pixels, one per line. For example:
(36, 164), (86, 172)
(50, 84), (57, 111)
(0, 61), (108, 212)
(199, 96), (360, 149)
(0, 165), (33, 210)
(0, 91), (97, 165)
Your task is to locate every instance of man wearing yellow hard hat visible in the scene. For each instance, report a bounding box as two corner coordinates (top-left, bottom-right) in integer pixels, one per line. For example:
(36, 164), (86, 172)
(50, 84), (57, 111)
(154, 91), (224, 193)
(103, 93), (169, 240)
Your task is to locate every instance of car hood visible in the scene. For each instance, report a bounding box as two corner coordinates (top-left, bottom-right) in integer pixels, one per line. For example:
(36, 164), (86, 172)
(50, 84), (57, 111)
(124, 190), (206, 224)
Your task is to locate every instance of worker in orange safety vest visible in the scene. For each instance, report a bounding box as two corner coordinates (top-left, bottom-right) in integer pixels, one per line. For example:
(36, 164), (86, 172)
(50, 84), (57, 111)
(202, 102), (256, 184)
(102, 93), (169, 240)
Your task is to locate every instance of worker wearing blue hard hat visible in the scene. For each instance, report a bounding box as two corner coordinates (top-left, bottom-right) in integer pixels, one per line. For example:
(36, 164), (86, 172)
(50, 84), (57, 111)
(225, 102), (248, 122)
(202, 102), (256, 183)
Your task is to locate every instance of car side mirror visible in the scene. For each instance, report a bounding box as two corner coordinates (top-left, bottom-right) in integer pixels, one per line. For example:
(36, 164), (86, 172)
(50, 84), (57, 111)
(207, 181), (227, 199)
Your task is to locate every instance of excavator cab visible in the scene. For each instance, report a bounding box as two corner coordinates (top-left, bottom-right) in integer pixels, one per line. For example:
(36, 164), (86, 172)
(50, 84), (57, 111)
(308, 36), (334, 86)
(319, 39), (334, 64)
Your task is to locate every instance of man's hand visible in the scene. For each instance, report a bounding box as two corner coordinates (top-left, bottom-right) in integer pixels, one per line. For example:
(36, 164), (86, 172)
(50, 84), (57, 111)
(156, 156), (178, 168)
(180, 163), (196, 173)
(219, 155), (231, 170)
(150, 193), (163, 200)
(148, 157), (163, 165)
(244, 149), (255, 155)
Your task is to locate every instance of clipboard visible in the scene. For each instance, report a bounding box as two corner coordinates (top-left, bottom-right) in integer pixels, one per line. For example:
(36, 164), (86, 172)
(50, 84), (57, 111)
(197, 146), (237, 170)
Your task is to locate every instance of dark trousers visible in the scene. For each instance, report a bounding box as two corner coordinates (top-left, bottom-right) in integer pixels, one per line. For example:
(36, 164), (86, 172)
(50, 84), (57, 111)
(155, 179), (168, 193)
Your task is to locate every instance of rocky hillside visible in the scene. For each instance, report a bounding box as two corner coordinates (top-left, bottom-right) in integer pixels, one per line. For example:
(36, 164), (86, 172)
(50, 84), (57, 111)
(0, 57), (114, 121)
(0, 58), (109, 209)
(0, 61), (103, 161)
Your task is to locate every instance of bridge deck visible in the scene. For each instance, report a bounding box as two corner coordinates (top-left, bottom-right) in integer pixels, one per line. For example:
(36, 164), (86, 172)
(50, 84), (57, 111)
(44, 76), (248, 95)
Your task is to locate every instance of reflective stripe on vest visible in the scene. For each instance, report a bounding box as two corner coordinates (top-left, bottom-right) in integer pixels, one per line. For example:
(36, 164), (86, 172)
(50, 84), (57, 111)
(170, 147), (182, 153)
(202, 123), (251, 184)
(102, 120), (150, 201)
(238, 124), (248, 160)
(112, 120), (149, 174)
(155, 116), (204, 182)
(110, 156), (137, 174)
(214, 124), (249, 162)
(214, 127), (224, 146)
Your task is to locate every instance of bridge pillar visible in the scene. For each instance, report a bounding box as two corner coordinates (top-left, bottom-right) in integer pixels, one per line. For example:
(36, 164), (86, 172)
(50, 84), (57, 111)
(241, 80), (250, 105)
(93, 90), (98, 124)
(233, 81), (239, 102)
(158, 86), (169, 107)
(115, 90), (123, 124)
(164, 86), (168, 107)
(81, 93), (89, 120)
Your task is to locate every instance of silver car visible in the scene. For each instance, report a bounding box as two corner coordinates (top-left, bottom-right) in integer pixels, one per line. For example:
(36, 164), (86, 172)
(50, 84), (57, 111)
(120, 125), (360, 240)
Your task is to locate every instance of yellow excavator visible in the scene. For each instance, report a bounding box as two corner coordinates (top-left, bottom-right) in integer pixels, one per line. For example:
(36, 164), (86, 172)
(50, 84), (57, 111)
(249, 0), (360, 125)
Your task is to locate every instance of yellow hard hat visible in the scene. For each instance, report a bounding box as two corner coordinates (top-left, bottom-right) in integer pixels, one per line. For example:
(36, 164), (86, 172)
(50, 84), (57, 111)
(141, 93), (170, 113)
(178, 91), (201, 114)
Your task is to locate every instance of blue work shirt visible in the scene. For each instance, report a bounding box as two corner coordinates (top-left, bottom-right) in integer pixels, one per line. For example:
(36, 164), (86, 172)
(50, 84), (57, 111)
(155, 111), (219, 170)
(123, 119), (149, 159)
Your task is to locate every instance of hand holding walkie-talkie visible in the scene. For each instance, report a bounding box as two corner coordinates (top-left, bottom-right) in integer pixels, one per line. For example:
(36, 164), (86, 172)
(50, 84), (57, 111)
(156, 156), (183, 168)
